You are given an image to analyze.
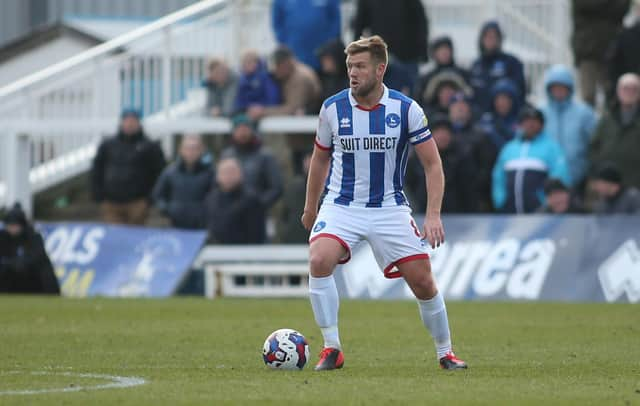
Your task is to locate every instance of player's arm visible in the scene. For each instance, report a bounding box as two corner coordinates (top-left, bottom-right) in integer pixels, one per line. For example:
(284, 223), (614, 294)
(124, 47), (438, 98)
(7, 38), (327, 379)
(301, 146), (331, 230)
(302, 106), (332, 231)
(414, 138), (445, 248)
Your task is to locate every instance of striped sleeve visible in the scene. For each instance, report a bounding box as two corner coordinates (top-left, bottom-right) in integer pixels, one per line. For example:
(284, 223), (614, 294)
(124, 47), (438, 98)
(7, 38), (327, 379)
(407, 101), (432, 145)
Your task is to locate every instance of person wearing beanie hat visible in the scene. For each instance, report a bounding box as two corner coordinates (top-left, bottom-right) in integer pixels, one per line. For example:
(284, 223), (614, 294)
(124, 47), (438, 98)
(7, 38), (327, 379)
(91, 109), (166, 225)
(316, 38), (349, 103)
(590, 163), (640, 214)
(220, 114), (284, 242)
(413, 35), (470, 109)
(492, 105), (571, 213)
(0, 203), (60, 294)
(469, 21), (526, 113)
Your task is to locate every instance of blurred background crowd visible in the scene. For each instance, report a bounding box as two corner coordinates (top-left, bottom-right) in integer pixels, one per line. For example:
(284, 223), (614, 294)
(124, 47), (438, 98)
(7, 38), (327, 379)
(2, 0), (640, 247)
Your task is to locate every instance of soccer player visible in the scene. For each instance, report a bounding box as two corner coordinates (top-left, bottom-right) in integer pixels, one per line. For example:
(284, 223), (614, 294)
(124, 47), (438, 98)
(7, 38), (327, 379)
(301, 36), (468, 371)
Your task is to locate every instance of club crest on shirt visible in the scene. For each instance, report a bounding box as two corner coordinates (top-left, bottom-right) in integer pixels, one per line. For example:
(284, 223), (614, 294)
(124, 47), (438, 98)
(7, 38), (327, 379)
(313, 221), (327, 232)
(385, 113), (401, 128)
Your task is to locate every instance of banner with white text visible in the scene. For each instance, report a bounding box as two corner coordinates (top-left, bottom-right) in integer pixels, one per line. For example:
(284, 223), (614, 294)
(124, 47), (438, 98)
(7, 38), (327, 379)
(38, 223), (207, 297)
(333, 215), (640, 303)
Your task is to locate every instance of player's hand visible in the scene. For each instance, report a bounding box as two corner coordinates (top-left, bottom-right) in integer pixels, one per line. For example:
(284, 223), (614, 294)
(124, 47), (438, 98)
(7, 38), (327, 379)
(423, 215), (445, 249)
(301, 210), (317, 231)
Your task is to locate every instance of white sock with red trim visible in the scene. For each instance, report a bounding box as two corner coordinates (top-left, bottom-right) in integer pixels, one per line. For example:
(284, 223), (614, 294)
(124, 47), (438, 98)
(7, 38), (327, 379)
(309, 274), (341, 350)
(418, 291), (452, 359)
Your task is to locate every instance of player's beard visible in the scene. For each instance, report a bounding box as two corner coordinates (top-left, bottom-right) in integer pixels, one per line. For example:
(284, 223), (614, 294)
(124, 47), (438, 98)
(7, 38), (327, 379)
(351, 75), (377, 98)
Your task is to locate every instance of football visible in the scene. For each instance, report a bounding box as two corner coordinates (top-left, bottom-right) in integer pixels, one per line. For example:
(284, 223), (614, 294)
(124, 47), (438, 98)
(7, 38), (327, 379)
(262, 328), (310, 370)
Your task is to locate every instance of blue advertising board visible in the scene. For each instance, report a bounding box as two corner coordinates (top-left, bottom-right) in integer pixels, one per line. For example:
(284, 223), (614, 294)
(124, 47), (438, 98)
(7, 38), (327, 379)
(37, 223), (207, 297)
(334, 215), (640, 303)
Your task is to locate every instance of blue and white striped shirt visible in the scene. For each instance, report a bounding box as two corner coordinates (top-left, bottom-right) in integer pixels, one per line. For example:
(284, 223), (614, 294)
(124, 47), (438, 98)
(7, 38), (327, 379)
(315, 86), (432, 208)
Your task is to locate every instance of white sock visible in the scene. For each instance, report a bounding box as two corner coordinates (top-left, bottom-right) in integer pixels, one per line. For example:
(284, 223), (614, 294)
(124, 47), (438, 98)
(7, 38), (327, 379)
(309, 274), (341, 350)
(418, 291), (452, 359)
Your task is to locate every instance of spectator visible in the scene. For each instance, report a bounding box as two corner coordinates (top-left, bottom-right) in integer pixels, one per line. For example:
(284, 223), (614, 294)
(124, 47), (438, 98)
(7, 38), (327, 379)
(449, 93), (495, 211)
(406, 115), (477, 213)
(247, 47), (321, 120)
(537, 178), (585, 214)
(418, 70), (471, 117)
(492, 107), (571, 214)
(221, 115), (283, 214)
(279, 151), (312, 243)
(539, 65), (597, 188)
(383, 57), (415, 96)
(0, 204), (59, 295)
(316, 39), (349, 102)
(469, 21), (526, 113)
(607, 0), (640, 96)
(205, 157), (265, 244)
(202, 58), (238, 117)
(571, 0), (630, 106)
(271, 0), (341, 71)
(235, 50), (281, 114)
(414, 36), (469, 105)
(353, 0), (428, 90)
(590, 163), (640, 214)
(91, 110), (166, 225)
(477, 78), (522, 153)
(589, 73), (640, 189)
(152, 135), (214, 229)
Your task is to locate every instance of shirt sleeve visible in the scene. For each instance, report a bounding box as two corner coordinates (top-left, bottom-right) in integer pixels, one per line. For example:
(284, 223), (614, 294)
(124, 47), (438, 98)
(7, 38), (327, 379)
(407, 101), (432, 145)
(315, 104), (332, 151)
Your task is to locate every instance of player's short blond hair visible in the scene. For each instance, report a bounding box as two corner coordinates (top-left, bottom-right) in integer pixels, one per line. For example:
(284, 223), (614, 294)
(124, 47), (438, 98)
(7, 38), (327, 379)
(345, 35), (388, 66)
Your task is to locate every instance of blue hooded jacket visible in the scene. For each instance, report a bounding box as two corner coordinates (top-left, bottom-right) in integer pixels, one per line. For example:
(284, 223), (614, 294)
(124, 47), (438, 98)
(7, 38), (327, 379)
(492, 129), (571, 213)
(235, 59), (281, 112)
(272, 0), (341, 70)
(477, 78), (521, 151)
(538, 65), (597, 186)
(470, 21), (526, 112)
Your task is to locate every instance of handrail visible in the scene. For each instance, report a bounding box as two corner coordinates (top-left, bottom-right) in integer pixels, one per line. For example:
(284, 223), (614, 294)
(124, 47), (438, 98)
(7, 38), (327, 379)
(0, 0), (227, 101)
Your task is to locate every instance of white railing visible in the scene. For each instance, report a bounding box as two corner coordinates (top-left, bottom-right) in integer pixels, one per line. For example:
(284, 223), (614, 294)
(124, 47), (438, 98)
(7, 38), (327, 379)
(0, 0), (279, 214)
(0, 0), (571, 215)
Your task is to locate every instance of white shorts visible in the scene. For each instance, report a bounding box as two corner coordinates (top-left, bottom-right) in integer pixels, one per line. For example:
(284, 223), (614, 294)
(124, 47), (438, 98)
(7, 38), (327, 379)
(308, 204), (429, 279)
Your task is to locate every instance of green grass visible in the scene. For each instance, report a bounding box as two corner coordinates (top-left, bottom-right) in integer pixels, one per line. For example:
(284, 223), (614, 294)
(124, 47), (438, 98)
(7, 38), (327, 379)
(0, 297), (639, 405)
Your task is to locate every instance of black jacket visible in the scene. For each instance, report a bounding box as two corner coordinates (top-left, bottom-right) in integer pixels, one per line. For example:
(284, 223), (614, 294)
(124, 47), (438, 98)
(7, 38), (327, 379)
(571, 0), (630, 63)
(317, 39), (350, 104)
(353, 0), (428, 63)
(607, 21), (640, 86)
(221, 141), (283, 210)
(454, 122), (497, 212)
(0, 228), (60, 294)
(152, 157), (214, 229)
(205, 186), (265, 244)
(278, 175), (309, 243)
(405, 140), (477, 213)
(91, 130), (166, 203)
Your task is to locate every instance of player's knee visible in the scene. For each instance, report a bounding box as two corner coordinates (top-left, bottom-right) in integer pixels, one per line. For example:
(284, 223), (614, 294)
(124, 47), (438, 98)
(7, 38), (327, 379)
(412, 267), (437, 300)
(308, 252), (336, 276)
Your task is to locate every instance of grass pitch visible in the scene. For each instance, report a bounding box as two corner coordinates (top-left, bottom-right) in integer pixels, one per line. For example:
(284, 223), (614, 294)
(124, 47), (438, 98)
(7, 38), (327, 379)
(0, 297), (638, 405)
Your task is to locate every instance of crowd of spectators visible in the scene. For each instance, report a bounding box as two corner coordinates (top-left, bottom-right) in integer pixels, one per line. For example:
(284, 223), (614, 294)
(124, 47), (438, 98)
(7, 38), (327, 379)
(84, 0), (640, 245)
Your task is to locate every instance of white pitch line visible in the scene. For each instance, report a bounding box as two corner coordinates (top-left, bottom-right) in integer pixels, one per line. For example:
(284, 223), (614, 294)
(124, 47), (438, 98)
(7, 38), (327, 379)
(0, 371), (146, 395)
